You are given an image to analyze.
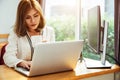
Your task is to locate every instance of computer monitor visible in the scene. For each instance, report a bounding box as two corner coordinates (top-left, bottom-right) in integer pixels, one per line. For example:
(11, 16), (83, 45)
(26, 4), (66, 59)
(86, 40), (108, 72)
(85, 5), (111, 68)
(87, 5), (101, 54)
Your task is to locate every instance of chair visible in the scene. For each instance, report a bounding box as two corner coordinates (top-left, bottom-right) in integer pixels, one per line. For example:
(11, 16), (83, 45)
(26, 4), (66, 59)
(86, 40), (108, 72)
(0, 34), (8, 65)
(0, 44), (7, 65)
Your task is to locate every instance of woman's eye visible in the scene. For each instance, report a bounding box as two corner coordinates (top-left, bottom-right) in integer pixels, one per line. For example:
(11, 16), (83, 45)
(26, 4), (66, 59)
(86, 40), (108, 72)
(34, 14), (39, 17)
(26, 16), (31, 19)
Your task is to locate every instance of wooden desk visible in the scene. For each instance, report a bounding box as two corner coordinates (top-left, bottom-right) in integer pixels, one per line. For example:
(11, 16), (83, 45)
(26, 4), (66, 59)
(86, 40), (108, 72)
(0, 60), (120, 80)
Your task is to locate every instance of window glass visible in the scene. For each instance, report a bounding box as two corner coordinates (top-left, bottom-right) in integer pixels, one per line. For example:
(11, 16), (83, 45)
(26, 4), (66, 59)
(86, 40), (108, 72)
(45, 0), (77, 41)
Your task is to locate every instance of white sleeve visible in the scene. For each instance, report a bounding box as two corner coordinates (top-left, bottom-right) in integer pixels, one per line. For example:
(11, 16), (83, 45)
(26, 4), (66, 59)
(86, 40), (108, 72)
(3, 30), (23, 68)
(50, 27), (55, 42)
(47, 26), (55, 42)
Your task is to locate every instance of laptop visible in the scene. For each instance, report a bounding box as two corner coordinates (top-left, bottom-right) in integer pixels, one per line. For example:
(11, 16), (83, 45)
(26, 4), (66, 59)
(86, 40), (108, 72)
(15, 40), (84, 77)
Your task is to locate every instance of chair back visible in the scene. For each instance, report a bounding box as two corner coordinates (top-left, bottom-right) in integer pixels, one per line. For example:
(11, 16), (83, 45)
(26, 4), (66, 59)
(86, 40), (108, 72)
(0, 34), (9, 65)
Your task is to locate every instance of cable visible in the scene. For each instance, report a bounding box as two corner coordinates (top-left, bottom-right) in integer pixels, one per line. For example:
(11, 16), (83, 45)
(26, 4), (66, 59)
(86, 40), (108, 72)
(83, 45), (120, 66)
(106, 53), (120, 66)
(100, 50), (120, 66)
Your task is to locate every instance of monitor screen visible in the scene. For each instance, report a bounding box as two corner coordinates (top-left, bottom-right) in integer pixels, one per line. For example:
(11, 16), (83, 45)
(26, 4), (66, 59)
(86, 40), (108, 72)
(87, 6), (101, 54)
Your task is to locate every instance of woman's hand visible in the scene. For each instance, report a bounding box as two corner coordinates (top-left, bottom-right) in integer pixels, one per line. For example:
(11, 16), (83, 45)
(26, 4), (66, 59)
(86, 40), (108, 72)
(17, 61), (31, 70)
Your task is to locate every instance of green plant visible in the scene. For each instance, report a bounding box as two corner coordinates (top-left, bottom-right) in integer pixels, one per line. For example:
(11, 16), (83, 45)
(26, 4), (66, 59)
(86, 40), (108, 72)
(46, 15), (76, 41)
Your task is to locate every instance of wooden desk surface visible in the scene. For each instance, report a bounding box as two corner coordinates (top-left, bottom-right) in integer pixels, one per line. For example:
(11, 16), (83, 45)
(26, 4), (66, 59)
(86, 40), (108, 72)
(0, 60), (120, 80)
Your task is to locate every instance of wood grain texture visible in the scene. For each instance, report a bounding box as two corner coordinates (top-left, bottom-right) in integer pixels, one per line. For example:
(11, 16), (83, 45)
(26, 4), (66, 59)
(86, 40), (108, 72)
(0, 60), (119, 80)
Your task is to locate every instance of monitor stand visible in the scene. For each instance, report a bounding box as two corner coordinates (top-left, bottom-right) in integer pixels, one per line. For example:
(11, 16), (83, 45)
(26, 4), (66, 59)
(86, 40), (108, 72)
(84, 58), (112, 69)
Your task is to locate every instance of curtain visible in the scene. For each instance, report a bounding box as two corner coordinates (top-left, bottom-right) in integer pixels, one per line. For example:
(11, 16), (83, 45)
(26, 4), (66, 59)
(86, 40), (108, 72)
(114, 0), (120, 66)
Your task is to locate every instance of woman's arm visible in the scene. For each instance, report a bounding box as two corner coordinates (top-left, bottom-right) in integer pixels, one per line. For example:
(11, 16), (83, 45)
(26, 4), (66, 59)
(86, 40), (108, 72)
(3, 30), (23, 67)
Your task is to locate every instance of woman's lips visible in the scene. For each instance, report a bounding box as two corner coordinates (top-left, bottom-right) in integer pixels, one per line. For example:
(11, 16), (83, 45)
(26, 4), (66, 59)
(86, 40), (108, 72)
(31, 24), (36, 26)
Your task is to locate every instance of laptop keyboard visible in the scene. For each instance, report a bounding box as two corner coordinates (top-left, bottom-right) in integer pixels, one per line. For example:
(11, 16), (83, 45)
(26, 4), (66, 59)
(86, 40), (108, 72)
(15, 67), (30, 75)
(17, 67), (29, 71)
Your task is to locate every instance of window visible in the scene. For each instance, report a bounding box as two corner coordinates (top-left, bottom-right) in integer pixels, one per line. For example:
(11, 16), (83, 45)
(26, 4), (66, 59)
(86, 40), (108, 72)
(44, 0), (79, 41)
(43, 0), (115, 63)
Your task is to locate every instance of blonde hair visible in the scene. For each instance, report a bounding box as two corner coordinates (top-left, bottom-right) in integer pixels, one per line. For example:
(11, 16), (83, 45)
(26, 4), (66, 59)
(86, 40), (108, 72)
(14, 0), (45, 37)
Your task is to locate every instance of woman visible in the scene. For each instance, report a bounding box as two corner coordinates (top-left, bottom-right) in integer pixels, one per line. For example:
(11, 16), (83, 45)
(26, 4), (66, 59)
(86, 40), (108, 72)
(3, 0), (55, 70)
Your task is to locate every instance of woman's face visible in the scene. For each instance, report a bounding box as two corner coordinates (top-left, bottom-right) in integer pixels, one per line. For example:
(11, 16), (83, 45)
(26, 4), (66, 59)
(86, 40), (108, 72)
(25, 8), (40, 32)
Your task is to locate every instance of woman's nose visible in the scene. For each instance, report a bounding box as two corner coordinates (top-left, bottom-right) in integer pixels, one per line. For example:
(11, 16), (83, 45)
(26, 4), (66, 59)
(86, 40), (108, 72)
(31, 17), (35, 23)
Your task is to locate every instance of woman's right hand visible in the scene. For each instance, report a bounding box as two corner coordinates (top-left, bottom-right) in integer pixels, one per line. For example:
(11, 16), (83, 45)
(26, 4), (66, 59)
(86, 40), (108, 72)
(17, 61), (31, 70)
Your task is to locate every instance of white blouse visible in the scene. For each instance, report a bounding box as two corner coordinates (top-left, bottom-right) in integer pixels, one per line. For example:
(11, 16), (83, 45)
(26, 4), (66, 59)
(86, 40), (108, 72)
(3, 26), (55, 67)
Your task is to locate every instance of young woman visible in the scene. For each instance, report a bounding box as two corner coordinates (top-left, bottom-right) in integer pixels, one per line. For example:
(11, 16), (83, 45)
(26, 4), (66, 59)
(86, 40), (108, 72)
(3, 0), (55, 70)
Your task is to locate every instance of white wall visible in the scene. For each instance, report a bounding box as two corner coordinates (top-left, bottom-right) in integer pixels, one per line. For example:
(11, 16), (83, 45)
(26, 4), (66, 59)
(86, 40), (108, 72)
(0, 0), (19, 34)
